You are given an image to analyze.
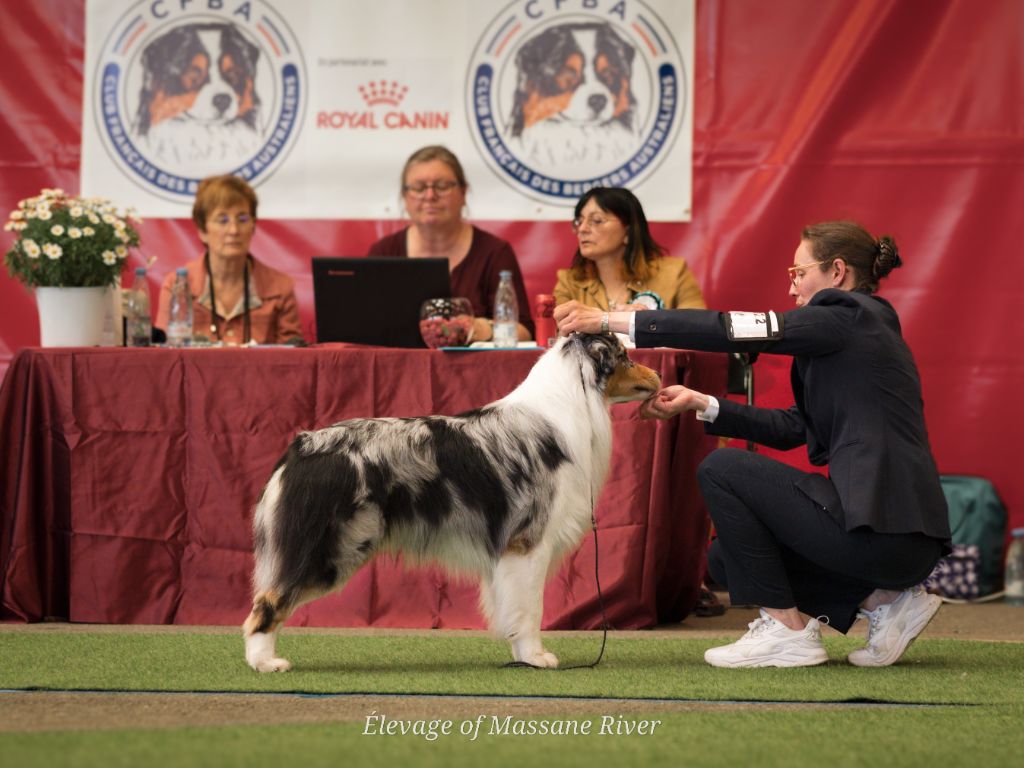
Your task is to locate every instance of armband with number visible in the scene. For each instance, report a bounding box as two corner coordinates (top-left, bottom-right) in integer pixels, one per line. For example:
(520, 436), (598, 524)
(724, 311), (783, 341)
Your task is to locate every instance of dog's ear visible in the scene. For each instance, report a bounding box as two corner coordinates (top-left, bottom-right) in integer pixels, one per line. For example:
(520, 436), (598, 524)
(216, 23), (261, 123)
(593, 23), (636, 128)
(143, 25), (203, 84)
(596, 22), (635, 65)
(134, 25), (200, 135)
(511, 29), (553, 136)
(510, 25), (578, 137)
(221, 23), (260, 71)
(563, 332), (624, 390)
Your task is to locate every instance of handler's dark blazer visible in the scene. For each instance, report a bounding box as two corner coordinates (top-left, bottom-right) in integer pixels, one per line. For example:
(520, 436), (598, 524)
(635, 288), (950, 540)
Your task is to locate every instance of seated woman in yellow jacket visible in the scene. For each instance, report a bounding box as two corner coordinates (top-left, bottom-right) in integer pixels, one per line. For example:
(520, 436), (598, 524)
(554, 187), (705, 311)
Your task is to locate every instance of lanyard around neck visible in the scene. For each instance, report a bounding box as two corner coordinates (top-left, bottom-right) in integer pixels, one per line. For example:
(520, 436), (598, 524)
(204, 252), (251, 344)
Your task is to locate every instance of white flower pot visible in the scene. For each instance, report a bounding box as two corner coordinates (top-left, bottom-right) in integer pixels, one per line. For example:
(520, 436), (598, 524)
(35, 286), (109, 347)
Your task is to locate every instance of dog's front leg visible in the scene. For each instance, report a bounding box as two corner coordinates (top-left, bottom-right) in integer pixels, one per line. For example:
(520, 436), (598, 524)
(490, 547), (558, 668)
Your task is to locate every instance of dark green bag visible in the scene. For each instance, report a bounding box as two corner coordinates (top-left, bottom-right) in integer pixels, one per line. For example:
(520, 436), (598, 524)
(940, 475), (1007, 595)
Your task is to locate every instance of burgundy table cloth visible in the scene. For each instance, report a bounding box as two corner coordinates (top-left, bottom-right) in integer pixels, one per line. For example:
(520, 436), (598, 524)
(0, 345), (726, 628)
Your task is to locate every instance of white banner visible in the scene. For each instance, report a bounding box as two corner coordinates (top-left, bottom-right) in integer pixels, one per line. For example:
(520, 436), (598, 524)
(81, 0), (694, 221)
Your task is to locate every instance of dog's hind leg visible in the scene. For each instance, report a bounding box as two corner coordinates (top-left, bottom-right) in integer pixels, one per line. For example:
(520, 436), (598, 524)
(244, 497), (383, 673)
(244, 582), (342, 672)
(243, 589), (296, 673)
(489, 545), (559, 668)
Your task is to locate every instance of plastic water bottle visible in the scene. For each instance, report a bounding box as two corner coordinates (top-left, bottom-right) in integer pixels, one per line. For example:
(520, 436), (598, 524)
(492, 270), (518, 348)
(167, 267), (193, 348)
(125, 267), (152, 347)
(1005, 528), (1024, 606)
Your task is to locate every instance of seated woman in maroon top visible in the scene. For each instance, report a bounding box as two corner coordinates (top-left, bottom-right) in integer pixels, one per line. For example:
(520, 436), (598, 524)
(367, 145), (534, 341)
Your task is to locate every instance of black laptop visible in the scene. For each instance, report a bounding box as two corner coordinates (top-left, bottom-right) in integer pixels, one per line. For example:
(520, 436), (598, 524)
(312, 257), (452, 347)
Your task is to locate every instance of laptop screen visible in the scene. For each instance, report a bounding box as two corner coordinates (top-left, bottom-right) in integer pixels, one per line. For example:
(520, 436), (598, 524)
(311, 257), (452, 347)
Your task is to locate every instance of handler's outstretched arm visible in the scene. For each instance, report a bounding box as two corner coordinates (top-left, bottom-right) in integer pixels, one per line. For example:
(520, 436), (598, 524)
(554, 300), (633, 335)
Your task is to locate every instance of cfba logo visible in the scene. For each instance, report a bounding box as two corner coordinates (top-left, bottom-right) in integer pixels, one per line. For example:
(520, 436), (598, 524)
(93, 0), (306, 200)
(466, 0), (688, 206)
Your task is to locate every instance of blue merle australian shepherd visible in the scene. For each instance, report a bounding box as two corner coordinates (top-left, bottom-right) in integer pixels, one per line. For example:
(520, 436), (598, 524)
(243, 333), (660, 672)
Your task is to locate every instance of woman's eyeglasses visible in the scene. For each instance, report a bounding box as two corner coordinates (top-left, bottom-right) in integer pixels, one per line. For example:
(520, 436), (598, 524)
(787, 260), (825, 286)
(207, 214), (254, 229)
(403, 180), (461, 197)
(572, 215), (612, 232)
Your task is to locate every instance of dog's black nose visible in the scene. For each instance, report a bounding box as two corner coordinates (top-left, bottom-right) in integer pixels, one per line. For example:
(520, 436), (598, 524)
(213, 93), (232, 115)
(588, 94), (608, 113)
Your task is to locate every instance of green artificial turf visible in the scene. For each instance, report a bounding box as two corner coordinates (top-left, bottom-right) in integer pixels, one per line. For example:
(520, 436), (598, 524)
(1, 632), (1022, 705)
(2, 632), (1023, 767)
(2, 708), (1023, 768)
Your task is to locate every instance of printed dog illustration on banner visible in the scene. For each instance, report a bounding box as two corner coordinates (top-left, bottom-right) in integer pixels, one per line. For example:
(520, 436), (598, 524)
(509, 22), (638, 173)
(243, 334), (661, 672)
(133, 23), (262, 172)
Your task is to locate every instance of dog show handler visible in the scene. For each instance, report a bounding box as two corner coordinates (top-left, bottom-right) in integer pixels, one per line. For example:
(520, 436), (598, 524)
(555, 220), (951, 669)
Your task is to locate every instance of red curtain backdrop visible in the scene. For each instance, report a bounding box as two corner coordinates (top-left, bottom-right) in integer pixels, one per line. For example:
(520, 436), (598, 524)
(1, 0), (1022, 535)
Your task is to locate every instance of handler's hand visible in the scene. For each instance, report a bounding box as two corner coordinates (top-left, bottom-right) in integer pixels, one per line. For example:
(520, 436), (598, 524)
(554, 300), (604, 336)
(640, 385), (706, 420)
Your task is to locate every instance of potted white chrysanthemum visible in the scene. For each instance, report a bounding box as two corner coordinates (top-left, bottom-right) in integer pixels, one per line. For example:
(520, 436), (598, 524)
(3, 188), (141, 346)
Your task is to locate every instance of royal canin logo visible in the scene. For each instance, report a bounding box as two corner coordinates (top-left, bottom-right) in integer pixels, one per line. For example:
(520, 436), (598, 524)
(357, 81), (409, 107)
(317, 82), (449, 130)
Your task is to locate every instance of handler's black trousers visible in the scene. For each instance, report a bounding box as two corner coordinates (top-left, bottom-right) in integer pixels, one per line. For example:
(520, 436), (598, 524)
(699, 448), (943, 633)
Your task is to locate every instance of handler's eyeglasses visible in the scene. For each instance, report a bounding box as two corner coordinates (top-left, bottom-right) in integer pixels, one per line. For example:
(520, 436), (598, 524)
(403, 180), (461, 197)
(787, 260), (824, 286)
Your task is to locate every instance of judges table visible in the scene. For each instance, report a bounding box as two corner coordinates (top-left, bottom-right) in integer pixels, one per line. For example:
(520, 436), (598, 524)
(0, 345), (726, 629)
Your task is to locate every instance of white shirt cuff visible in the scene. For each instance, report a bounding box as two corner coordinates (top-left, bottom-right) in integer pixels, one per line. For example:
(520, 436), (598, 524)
(629, 312), (636, 342)
(696, 395), (720, 423)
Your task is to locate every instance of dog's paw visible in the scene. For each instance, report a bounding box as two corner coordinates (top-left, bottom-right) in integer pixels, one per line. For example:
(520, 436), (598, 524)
(251, 656), (292, 673)
(524, 650), (559, 669)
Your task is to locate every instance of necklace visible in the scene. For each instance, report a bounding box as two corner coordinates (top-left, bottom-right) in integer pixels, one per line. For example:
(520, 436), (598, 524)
(607, 287), (631, 311)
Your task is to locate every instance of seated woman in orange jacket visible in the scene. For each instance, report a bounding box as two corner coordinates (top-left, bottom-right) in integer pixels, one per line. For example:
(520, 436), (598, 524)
(156, 175), (302, 345)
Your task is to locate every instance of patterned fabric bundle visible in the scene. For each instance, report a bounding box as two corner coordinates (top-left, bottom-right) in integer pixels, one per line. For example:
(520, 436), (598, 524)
(923, 544), (980, 600)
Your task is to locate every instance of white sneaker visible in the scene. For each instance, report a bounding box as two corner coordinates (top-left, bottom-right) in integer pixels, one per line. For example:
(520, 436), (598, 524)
(704, 610), (829, 668)
(847, 588), (942, 667)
